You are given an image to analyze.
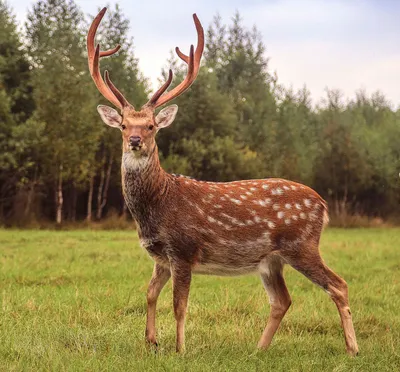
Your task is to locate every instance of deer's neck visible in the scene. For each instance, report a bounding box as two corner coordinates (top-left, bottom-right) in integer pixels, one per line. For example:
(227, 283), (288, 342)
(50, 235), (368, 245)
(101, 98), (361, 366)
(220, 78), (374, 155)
(121, 145), (170, 223)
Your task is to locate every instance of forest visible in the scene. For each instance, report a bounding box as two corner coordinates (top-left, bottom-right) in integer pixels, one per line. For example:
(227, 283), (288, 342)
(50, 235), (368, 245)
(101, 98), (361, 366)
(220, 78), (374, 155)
(0, 0), (399, 226)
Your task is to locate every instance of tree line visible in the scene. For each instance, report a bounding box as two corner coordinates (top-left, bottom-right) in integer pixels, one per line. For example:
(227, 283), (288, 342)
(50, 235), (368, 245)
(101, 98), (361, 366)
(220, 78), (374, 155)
(0, 0), (399, 226)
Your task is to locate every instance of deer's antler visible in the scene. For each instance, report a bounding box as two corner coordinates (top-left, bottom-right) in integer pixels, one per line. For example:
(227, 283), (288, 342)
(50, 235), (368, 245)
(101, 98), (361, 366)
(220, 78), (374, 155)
(146, 14), (204, 109)
(87, 7), (132, 110)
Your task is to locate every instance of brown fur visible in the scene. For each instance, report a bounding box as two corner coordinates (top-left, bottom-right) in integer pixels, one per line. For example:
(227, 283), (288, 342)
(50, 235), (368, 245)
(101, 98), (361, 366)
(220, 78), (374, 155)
(117, 134), (359, 355)
(89, 8), (357, 356)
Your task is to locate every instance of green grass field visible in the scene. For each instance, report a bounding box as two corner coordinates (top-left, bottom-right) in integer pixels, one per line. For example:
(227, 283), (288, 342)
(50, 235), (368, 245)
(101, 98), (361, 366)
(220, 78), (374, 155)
(0, 229), (399, 371)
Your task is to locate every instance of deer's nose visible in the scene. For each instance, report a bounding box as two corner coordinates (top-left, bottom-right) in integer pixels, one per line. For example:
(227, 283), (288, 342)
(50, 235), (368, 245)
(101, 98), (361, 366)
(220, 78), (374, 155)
(129, 136), (141, 147)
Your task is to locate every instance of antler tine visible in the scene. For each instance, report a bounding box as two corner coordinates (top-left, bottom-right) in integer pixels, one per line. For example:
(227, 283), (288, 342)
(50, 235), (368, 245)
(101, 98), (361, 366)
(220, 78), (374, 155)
(87, 7), (131, 110)
(148, 69), (173, 106)
(175, 14), (204, 64)
(100, 45), (121, 57)
(104, 70), (131, 108)
(146, 13), (204, 109)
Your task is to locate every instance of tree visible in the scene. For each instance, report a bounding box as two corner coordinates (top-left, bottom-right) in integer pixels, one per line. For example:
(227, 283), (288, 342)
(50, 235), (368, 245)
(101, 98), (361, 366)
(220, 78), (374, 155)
(158, 68), (262, 181)
(273, 86), (319, 184)
(0, 0), (37, 222)
(205, 12), (277, 177)
(25, 0), (99, 223)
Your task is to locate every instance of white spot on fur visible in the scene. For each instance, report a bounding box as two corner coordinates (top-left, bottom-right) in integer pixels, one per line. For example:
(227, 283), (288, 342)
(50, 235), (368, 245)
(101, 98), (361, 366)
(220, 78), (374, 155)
(220, 213), (246, 226)
(250, 187), (257, 191)
(273, 204), (280, 211)
(300, 212), (307, 219)
(304, 199), (312, 207)
(291, 185), (297, 190)
(285, 203), (291, 209)
(283, 185), (290, 190)
(231, 198), (242, 205)
(246, 220), (254, 225)
(262, 184), (269, 190)
(268, 221), (276, 229)
(277, 211), (285, 219)
(285, 218), (291, 225)
(254, 216), (261, 223)
(214, 204), (222, 208)
(195, 205), (205, 215)
(295, 203), (302, 210)
(271, 188), (283, 195)
(292, 215), (298, 221)
(207, 216), (216, 223)
(246, 191), (253, 196)
(240, 195), (247, 200)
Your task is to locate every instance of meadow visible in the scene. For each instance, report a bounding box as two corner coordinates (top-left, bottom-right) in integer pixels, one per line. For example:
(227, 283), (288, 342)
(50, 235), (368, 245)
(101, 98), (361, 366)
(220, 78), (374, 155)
(0, 228), (399, 371)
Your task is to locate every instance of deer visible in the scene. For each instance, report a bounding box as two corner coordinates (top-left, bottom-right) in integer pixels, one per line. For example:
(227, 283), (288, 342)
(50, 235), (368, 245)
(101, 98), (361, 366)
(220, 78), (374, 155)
(87, 7), (359, 355)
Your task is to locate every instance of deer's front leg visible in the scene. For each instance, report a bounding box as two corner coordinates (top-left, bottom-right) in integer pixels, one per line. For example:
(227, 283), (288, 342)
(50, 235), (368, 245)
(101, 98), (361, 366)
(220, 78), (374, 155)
(170, 260), (192, 353)
(145, 263), (171, 346)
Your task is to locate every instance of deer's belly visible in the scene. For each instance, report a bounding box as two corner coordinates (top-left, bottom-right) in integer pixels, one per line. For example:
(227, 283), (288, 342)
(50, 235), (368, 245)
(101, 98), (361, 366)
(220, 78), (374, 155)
(192, 262), (259, 276)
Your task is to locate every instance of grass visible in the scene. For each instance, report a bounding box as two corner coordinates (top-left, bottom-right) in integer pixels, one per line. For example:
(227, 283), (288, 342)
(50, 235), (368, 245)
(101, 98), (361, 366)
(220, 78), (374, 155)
(0, 228), (399, 371)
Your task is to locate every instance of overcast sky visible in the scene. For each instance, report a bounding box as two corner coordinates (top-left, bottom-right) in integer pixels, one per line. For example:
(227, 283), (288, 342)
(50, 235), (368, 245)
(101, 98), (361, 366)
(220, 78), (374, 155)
(11, 0), (400, 107)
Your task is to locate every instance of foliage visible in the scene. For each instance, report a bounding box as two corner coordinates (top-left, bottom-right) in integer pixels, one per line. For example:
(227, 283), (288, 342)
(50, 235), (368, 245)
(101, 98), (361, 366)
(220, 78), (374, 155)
(0, 1), (399, 223)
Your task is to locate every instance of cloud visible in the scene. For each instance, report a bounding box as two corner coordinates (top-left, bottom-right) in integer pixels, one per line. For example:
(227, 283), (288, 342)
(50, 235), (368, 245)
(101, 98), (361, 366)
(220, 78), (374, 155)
(240, 0), (400, 105)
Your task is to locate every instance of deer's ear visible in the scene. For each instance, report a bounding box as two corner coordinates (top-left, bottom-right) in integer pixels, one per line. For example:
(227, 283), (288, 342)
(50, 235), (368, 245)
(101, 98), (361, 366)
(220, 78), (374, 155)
(97, 105), (122, 128)
(155, 104), (178, 129)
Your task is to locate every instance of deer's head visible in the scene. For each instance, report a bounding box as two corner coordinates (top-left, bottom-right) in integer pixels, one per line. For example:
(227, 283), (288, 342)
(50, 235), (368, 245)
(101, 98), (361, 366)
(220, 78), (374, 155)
(87, 8), (204, 157)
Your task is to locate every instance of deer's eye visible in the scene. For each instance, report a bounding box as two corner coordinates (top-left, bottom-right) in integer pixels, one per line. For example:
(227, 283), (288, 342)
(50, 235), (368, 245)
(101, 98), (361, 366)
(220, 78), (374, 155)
(121, 124), (126, 130)
(148, 125), (154, 131)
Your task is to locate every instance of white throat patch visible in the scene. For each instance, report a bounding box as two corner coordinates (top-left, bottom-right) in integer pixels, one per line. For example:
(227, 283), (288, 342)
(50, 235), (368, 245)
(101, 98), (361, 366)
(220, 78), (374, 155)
(122, 152), (149, 171)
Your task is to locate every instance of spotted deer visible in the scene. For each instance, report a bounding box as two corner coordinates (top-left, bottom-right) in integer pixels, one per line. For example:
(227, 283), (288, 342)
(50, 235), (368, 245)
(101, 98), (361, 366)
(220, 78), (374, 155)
(87, 7), (359, 355)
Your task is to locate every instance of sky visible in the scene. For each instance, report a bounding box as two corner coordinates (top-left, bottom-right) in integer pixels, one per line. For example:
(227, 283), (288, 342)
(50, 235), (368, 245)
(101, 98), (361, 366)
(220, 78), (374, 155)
(10, 0), (400, 106)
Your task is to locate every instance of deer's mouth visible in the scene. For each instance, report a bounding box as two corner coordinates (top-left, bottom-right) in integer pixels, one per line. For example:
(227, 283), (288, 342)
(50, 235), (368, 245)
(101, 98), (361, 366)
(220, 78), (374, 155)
(129, 145), (143, 151)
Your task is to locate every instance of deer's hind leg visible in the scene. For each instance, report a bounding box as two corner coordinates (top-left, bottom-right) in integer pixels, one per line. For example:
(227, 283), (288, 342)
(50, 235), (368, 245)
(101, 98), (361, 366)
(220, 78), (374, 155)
(283, 241), (359, 356)
(257, 256), (292, 350)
